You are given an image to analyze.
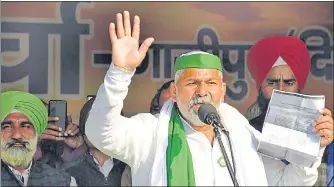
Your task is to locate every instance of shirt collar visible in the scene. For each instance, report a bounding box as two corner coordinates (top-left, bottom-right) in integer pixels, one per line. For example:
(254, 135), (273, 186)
(7, 162), (32, 174)
(89, 152), (113, 166)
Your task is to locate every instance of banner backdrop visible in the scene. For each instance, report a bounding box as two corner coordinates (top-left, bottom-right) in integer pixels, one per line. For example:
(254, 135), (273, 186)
(1, 2), (333, 121)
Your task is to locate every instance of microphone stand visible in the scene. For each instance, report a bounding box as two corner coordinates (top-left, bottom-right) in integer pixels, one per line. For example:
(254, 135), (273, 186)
(208, 117), (239, 187)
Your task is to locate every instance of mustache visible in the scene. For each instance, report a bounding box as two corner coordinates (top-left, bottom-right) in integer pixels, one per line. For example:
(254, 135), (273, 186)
(189, 96), (213, 109)
(6, 138), (30, 150)
(1, 137), (37, 169)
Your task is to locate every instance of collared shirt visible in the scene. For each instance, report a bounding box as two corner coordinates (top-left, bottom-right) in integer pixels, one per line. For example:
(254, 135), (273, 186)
(8, 162), (32, 186)
(90, 152), (114, 178)
(7, 162), (77, 186)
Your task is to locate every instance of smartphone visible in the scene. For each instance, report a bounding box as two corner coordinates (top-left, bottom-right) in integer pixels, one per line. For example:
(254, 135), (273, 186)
(48, 100), (67, 136)
(86, 95), (96, 101)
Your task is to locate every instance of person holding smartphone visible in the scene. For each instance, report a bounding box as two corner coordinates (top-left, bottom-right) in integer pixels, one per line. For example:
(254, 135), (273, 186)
(34, 100), (86, 166)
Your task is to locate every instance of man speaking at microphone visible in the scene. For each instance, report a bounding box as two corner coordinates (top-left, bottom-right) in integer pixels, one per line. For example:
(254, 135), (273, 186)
(85, 11), (315, 186)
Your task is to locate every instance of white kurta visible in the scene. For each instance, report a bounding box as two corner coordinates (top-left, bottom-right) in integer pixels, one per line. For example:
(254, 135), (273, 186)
(179, 117), (247, 186)
(183, 118), (231, 186)
(86, 63), (324, 186)
(149, 98), (268, 186)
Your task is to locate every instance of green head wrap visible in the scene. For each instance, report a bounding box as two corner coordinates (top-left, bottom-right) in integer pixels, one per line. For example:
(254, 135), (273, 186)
(1, 91), (47, 136)
(174, 51), (222, 73)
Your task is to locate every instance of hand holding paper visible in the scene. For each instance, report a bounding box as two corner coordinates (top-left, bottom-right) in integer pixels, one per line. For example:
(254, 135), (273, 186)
(257, 89), (326, 167)
(313, 108), (334, 147)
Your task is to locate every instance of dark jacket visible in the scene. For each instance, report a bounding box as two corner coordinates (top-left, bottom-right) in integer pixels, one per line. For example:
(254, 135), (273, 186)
(61, 153), (127, 186)
(1, 160), (71, 186)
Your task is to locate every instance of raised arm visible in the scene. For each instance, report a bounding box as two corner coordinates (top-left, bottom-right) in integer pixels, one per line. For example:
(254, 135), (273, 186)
(85, 11), (155, 171)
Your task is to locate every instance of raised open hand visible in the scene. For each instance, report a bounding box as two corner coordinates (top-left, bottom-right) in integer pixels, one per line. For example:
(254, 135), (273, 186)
(110, 11), (154, 71)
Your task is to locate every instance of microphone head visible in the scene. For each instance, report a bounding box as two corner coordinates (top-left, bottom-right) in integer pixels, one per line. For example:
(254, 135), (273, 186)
(198, 103), (219, 124)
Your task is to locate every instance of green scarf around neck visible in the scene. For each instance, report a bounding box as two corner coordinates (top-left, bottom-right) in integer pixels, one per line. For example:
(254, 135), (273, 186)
(166, 104), (196, 186)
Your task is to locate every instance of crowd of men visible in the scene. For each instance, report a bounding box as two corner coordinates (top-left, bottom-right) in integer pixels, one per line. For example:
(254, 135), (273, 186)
(1, 10), (333, 186)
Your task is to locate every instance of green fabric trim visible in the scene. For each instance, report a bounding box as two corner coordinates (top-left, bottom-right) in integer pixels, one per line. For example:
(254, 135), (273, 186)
(166, 104), (196, 186)
(175, 53), (222, 73)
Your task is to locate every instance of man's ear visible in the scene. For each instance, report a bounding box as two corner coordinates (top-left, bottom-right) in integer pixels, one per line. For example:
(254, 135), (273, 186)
(170, 82), (177, 102)
(220, 82), (227, 103)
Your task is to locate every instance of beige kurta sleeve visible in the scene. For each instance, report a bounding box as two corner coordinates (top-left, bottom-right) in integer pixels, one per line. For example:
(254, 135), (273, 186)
(85, 63), (157, 171)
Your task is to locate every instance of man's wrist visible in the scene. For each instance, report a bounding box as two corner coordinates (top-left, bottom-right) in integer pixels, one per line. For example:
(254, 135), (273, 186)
(106, 63), (136, 83)
(113, 64), (136, 73)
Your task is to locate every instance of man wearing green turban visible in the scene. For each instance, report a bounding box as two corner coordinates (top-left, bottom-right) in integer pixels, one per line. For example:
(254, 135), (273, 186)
(1, 91), (76, 186)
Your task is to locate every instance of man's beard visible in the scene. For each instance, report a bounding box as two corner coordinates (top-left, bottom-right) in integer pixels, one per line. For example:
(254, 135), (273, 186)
(257, 88), (301, 114)
(1, 136), (38, 169)
(176, 91), (217, 127)
(257, 89), (271, 114)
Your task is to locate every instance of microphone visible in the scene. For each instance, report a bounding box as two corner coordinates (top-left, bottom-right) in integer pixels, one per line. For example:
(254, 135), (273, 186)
(198, 103), (226, 131)
(198, 103), (239, 187)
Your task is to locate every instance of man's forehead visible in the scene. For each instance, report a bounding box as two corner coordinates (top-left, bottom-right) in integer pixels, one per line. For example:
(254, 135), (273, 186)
(3, 112), (30, 121)
(266, 65), (296, 78)
(180, 68), (221, 79)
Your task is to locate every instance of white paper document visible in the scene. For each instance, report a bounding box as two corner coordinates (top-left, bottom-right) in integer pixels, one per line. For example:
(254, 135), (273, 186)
(257, 89), (325, 167)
